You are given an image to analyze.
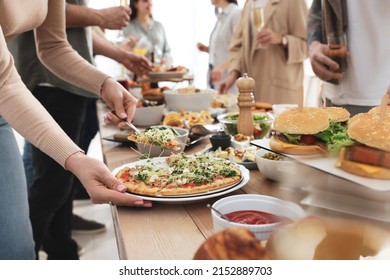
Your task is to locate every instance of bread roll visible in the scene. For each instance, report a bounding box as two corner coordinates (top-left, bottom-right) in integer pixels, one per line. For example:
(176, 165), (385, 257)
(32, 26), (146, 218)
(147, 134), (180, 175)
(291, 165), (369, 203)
(193, 228), (270, 260)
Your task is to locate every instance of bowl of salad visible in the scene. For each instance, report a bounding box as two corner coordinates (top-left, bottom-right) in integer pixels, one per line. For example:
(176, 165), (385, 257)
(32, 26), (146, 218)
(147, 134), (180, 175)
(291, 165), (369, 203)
(217, 112), (273, 139)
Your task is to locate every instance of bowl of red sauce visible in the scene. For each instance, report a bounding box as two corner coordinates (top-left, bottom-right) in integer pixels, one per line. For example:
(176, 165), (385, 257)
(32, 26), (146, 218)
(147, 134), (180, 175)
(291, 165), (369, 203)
(211, 194), (306, 240)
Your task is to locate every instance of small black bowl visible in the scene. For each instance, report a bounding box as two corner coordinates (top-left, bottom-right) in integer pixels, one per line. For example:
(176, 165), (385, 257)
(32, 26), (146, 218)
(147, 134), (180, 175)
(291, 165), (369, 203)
(209, 133), (231, 151)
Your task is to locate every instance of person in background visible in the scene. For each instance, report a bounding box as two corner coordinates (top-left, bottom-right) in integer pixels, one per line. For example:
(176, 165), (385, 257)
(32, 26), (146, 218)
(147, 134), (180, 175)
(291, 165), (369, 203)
(197, 0), (241, 91)
(1, 0), (152, 260)
(123, 0), (173, 65)
(307, 0), (390, 116)
(219, 0), (308, 104)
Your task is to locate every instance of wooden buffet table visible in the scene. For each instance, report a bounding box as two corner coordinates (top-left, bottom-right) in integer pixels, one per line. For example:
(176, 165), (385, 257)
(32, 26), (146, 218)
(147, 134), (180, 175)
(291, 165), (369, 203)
(96, 100), (390, 260)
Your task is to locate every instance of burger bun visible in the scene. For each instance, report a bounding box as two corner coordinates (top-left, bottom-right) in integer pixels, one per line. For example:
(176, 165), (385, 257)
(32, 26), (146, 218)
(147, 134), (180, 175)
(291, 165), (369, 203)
(274, 107), (329, 135)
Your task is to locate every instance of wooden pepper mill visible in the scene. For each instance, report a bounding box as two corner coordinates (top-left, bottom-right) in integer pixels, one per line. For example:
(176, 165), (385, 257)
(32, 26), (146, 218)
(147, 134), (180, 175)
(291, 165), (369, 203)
(236, 73), (255, 137)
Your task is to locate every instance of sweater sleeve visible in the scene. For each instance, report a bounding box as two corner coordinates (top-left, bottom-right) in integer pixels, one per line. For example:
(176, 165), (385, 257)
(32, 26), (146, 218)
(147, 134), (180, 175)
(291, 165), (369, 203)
(34, 0), (109, 95)
(0, 25), (81, 168)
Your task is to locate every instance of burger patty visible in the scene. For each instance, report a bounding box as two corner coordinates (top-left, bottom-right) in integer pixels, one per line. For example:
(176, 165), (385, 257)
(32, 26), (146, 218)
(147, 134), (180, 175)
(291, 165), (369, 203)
(273, 132), (327, 150)
(344, 145), (390, 169)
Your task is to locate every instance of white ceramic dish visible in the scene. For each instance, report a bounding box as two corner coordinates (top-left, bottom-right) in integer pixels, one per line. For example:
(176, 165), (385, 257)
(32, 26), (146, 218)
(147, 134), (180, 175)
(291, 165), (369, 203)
(211, 194), (306, 240)
(111, 159), (250, 204)
(132, 104), (165, 127)
(149, 70), (187, 80)
(163, 88), (216, 112)
(255, 149), (296, 181)
(251, 138), (390, 192)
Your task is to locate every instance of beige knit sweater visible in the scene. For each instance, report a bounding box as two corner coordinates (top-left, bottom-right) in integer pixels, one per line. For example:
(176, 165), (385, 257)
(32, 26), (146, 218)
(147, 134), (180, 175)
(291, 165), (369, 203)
(0, 0), (110, 167)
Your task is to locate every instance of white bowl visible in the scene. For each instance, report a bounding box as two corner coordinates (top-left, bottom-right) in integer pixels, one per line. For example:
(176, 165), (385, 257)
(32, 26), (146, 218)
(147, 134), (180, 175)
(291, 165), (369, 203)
(132, 104), (165, 127)
(136, 126), (189, 157)
(255, 149), (296, 181)
(212, 194), (306, 240)
(130, 87), (142, 99)
(272, 104), (298, 117)
(163, 88), (216, 112)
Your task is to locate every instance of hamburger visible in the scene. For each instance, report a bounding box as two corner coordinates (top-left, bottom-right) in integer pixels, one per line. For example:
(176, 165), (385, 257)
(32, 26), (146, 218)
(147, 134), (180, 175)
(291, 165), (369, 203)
(270, 107), (352, 155)
(321, 106), (350, 123)
(337, 113), (390, 179)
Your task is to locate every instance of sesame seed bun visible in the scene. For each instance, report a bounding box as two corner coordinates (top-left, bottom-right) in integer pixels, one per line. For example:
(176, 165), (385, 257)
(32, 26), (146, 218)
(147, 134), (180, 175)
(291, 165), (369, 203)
(368, 105), (390, 117)
(321, 107), (350, 122)
(273, 107), (329, 135)
(347, 113), (390, 152)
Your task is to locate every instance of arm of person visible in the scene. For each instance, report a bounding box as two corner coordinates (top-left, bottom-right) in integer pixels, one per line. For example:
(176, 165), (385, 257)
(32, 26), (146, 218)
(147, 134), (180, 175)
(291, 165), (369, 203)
(65, 3), (130, 30)
(211, 61), (229, 83)
(307, 0), (342, 81)
(1, 25), (151, 208)
(92, 27), (152, 76)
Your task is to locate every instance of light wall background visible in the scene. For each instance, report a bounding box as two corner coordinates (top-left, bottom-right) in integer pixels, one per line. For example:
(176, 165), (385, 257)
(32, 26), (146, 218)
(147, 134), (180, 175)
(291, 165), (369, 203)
(89, 0), (317, 104)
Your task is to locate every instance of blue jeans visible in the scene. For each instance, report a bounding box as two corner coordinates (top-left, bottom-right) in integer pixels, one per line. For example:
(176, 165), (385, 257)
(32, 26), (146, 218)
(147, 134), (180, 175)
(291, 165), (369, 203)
(0, 116), (35, 259)
(23, 140), (33, 189)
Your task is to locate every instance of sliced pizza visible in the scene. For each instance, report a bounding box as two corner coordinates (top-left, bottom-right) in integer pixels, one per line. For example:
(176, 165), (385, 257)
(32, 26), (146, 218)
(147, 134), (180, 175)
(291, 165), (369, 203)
(115, 153), (242, 197)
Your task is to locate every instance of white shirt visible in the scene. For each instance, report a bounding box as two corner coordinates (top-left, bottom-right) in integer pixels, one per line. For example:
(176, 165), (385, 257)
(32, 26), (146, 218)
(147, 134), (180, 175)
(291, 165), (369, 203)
(326, 0), (390, 106)
(209, 3), (241, 67)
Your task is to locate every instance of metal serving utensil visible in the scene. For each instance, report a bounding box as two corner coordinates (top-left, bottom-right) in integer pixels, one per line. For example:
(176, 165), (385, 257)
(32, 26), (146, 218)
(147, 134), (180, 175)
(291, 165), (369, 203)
(111, 110), (140, 133)
(207, 204), (231, 222)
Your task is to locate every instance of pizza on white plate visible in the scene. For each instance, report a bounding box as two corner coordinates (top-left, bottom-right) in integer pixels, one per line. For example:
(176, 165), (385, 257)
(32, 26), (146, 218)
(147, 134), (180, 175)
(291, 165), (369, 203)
(115, 153), (242, 196)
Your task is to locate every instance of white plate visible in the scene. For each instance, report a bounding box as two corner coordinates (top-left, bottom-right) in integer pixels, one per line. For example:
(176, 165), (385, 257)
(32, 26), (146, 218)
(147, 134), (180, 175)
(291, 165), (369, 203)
(112, 157), (250, 204)
(251, 139), (390, 192)
(148, 70), (187, 80)
(301, 190), (390, 223)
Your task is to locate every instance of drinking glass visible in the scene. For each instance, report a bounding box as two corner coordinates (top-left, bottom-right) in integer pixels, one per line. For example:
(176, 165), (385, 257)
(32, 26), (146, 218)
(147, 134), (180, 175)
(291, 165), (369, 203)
(327, 33), (348, 74)
(134, 36), (153, 57)
(115, 0), (130, 45)
(252, 0), (266, 49)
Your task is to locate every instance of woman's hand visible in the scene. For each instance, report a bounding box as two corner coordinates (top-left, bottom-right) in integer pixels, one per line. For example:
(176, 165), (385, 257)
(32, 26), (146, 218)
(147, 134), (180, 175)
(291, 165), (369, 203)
(255, 28), (282, 46)
(65, 152), (152, 207)
(104, 111), (129, 130)
(309, 41), (343, 81)
(97, 6), (131, 30)
(100, 77), (138, 124)
(197, 42), (209, 53)
(218, 71), (239, 94)
(211, 65), (224, 83)
(120, 51), (152, 77)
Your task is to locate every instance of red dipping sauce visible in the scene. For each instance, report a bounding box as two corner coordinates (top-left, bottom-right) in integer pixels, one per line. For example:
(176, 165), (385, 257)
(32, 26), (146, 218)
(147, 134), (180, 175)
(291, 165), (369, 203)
(225, 210), (290, 225)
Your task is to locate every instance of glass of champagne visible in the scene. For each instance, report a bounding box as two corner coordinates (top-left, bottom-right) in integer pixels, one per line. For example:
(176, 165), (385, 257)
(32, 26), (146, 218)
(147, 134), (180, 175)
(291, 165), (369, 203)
(252, 2), (265, 49)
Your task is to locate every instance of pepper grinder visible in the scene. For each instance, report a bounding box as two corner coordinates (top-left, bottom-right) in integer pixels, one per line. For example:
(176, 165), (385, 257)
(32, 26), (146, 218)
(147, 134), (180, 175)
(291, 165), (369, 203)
(236, 73), (255, 137)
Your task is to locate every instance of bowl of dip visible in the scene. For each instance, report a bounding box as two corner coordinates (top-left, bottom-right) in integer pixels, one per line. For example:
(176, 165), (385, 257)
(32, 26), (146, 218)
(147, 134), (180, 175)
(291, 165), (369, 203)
(211, 194), (306, 240)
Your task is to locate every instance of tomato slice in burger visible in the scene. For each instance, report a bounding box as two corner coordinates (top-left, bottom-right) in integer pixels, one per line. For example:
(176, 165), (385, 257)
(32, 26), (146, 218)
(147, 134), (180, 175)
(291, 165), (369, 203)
(300, 135), (318, 145)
